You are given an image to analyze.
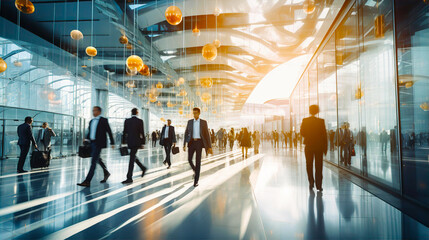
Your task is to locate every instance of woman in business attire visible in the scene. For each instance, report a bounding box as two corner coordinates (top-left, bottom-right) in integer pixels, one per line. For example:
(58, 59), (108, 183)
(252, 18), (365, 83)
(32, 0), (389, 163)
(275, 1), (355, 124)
(253, 131), (261, 154)
(241, 128), (251, 158)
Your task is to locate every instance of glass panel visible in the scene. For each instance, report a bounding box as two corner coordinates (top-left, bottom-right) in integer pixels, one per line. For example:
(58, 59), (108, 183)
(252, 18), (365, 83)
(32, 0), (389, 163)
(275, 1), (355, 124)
(359, 0), (400, 189)
(318, 35), (338, 164)
(395, 0), (429, 204)
(335, 4), (361, 171)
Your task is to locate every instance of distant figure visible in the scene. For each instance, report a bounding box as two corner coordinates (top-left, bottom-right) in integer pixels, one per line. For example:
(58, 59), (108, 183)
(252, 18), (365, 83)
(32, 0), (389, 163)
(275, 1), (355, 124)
(121, 108), (147, 184)
(241, 128), (251, 158)
(36, 122), (56, 154)
(228, 128), (235, 150)
(160, 119), (177, 169)
(380, 129), (389, 152)
(17, 116), (38, 173)
(216, 128), (224, 150)
(300, 105), (327, 191)
(184, 108), (212, 187)
(253, 131), (261, 154)
(77, 106), (115, 187)
(151, 131), (158, 147)
(210, 129), (216, 147)
(329, 130), (335, 151)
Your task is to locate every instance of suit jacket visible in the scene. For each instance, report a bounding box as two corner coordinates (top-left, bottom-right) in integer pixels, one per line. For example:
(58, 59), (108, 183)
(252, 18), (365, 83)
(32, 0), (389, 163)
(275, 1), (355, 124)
(86, 117), (115, 148)
(36, 128), (56, 150)
(160, 125), (176, 145)
(184, 118), (212, 149)
(123, 116), (145, 148)
(300, 116), (327, 153)
(17, 123), (36, 147)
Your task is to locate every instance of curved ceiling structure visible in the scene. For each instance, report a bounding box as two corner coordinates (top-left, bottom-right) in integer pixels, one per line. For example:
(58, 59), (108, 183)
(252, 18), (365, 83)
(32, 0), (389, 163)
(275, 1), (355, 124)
(0, 0), (346, 120)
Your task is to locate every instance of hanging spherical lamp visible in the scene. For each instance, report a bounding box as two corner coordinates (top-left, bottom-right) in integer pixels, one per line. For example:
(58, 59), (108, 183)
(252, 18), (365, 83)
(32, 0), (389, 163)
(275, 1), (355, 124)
(201, 92), (212, 103)
(85, 46), (97, 57)
(420, 102), (429, 111)
(13, 60), (22, 67)
(70, 30), (83, 40)
(200, 77), (213, 88)
(214, 8), (222, 17)
(178, 77), (185, 85)
(165, 6), (182, 25)
(182, 99), (190, 106)
(405, 81), (414, 89)
(139, 64), (150, 76)
(178, 89), (187, 97)
(156, 82), (163, 89)
(303, 0), (316, 14)
(157, 102), (162, 107)
(202, 43), (217, 61)
(15, 0), (35, 14)
(119, 35), (128, 44)
(149, 94), (157, 103)
(192, 26), (201, 37)
(167, 101), (174, 108)
(213, 39), (221, 48)
(126, 55), (144, 72)
(0, 58), (7, 73)
(178, 107), (184, 115)
(126, 43), (133, 50)
(126, 67), (137, 76)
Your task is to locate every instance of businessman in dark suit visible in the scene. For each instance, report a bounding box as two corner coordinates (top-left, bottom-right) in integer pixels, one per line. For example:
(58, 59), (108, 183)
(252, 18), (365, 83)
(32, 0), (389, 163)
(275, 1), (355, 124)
(17, 116), (38, 173)
(78, 106), (115, 187)
(300, 105), (328, 192)
(121, 108), (147, 184)
(183, 107), (212, 187)
(160, 119), (177, 169)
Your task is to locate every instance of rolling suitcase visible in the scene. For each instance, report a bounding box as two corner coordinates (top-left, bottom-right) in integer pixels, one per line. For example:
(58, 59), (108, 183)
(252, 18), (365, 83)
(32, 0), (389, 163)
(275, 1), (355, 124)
(30, 150), (50, 169)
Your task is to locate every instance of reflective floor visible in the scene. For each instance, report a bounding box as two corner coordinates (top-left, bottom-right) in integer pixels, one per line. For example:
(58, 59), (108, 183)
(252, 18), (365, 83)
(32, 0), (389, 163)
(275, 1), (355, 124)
(0, 143), (428, 239)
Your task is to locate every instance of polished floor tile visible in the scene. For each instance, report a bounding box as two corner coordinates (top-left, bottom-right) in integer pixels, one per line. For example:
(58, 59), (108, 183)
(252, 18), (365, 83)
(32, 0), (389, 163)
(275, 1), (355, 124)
(0, 142), (428, 239)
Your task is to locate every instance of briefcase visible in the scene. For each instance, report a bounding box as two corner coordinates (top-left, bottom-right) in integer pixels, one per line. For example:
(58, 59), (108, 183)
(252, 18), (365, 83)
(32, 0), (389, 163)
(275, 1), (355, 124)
(119, 146), (129, 156)
(78, 145), (91, 158)
(31, 150), (50, 169)
(172, 146), (179, 155)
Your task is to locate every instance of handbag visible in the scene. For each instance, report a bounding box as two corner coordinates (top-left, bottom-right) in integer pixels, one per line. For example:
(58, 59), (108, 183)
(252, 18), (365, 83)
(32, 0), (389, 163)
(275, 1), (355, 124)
(119, 146), (129, 156)
(172, 146), (179, 155)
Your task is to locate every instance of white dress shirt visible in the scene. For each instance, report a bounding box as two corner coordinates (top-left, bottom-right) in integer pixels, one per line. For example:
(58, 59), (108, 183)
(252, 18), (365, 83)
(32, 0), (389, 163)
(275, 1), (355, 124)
(193, 118), (201, 139)
(90, 116), (101, 140)
(164, 126), (169, 138)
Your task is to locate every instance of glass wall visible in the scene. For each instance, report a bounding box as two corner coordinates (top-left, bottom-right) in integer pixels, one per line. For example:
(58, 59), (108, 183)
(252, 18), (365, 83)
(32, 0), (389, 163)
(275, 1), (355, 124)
(291, 0), (401, 193)
(395, 0), (429, 206)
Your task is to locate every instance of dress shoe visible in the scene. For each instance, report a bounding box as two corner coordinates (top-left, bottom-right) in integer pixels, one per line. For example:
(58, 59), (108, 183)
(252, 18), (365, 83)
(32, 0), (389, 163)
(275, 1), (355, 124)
(17, 170), (28, 173)
(194, 183), (199, 187)
(163, 161), (167, 166)
(141, 167), (147, 177)
(122, 179), (133, 184)
(167, 166), (171, 169)
(317, 187), (323, 192)
(77, 182), (90, 187)
(100, 172), (111, 183)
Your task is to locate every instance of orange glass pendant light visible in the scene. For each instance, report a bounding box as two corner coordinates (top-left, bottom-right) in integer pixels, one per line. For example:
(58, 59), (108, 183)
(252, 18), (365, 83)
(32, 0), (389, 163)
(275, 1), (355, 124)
(70, 30), (83, 40)
(0, 58), (7, 73)
(15, 0), (35, 14)
(119, 35), (128, 44)
(165, 6), (182, 25)
(156, 82), (163, 89)
(139, 64), (150, 76)
(303, 0), (315, 14)
(86, 46), (97, 57)
(200, 77), (213, 88)
(126, 55), (144, 72)
(192, 26), (201, 37)
(201, 92), (212, 103)
(213, 39), (221, 48)
(202, 43), (217, 61)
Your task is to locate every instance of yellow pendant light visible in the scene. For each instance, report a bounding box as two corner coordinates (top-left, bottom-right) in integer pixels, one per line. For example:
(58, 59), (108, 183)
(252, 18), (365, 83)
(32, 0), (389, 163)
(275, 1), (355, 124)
(126, 55), (144, 72)
(0, 58), (7, 73)
(70, 30), (83, 40)
(15, 0), (35, 14)
(85, 46), (97, 57)
(119, 35), (128, 44)
(165, 6), (183, 25)
(202, 43), (217, 61)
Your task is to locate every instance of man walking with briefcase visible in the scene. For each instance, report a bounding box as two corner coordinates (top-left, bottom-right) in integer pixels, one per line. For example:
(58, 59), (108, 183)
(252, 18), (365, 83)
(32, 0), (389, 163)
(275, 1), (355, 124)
(160, 119), (177, 169)
(77, 106), (115, 187)
(121, 108), (147, 184)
